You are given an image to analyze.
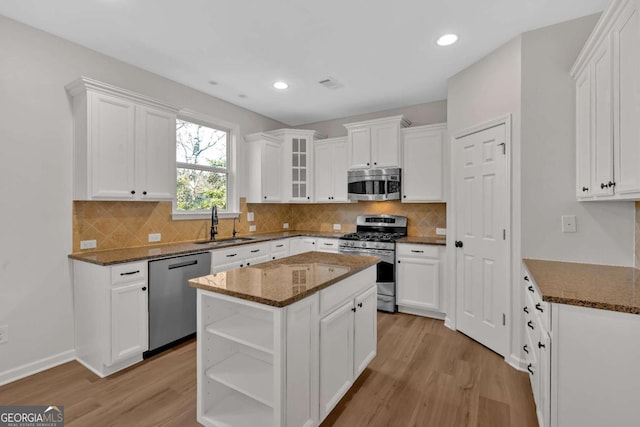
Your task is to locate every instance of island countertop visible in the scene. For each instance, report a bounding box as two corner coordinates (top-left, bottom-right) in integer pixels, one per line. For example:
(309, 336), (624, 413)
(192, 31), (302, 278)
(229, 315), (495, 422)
(523, 258), (640, 314)
(189, 251), (379, 307)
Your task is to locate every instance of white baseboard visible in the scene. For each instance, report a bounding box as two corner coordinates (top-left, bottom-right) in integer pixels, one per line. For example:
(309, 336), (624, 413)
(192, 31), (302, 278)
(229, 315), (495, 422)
(507, 353), (527, 372)
(0, 349), (76, 387)
(398, 306), (445, 320)
(444, 316), (456, 330)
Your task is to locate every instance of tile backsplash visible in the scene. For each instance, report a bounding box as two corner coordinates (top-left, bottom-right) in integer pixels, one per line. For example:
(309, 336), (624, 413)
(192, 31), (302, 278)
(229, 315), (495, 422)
(73, 198), (446, 252)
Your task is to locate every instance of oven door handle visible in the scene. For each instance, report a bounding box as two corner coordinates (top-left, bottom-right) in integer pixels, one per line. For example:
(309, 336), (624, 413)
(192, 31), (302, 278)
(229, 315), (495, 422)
(339, 247), (393, 257)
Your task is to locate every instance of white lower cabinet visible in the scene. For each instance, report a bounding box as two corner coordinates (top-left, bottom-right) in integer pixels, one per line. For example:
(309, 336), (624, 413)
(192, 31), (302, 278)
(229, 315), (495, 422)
(522, 264), (640, 427)
(196, 266), (376, 427)
(270, 239), (290, 260)
(315, 238), (340, 253)
(290, 237), (317, 255)
(210, 242), (270, 273)
(319, 284), (377, 419)
(396, 244), (443, 316)
(74, 260), (148, 377)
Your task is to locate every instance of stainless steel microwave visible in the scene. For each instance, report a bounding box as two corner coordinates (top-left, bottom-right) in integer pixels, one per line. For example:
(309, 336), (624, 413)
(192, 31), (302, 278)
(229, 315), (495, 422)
(347, 168), (401, 201)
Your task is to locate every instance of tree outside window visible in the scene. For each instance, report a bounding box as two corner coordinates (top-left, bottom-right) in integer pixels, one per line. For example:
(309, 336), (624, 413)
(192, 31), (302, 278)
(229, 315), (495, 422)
(176, 119), (228, 211)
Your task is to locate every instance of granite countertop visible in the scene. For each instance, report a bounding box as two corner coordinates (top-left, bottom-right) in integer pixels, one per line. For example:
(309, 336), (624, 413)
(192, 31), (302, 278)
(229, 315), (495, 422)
(523, 258), (640, 315)
(68, 230), (445, 265)
(397, 236), (446, 246)
(188, 251), (380, 307)
(68, 230), (345, 266)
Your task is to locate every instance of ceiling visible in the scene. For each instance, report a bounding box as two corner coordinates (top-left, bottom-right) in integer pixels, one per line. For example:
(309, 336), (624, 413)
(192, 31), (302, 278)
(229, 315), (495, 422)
(0, 0), (608, 126)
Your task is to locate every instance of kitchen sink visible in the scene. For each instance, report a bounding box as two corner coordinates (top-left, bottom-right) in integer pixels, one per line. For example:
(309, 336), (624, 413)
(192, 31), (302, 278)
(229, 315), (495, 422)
(194, 237), (256, 245)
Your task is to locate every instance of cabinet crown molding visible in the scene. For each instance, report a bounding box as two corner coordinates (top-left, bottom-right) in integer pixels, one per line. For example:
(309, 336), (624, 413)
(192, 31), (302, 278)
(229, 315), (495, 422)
(343, 115), (411, 130)
(65, 76), (179, 112)
(266, 128), (327, 140)
(401, 122), (447, 135)
(570, 0), (632, 76)
(243, 131), (282, 143)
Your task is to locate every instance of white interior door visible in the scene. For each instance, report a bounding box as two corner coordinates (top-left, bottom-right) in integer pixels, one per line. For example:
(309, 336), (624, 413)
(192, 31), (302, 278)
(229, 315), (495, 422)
(454, 123), (509, 357)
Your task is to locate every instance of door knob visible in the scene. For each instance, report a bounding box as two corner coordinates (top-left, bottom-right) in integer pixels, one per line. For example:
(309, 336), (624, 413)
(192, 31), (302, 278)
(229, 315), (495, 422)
(455, 241), (463, 248)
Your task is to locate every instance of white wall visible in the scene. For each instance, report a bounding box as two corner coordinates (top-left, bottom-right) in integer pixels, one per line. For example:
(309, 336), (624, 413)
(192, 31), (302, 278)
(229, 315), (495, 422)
(296, 100), (447, 137)
(0, 15), (284, 382)
(521, 14), (635, 266)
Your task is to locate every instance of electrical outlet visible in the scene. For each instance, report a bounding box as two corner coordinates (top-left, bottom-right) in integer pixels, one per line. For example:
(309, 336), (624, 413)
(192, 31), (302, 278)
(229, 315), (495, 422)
(436, 228), (447, 236)
(249, 225), (257, 232)
(247, 212), (255, 222)
(148, 233), (161, 243)
(562, 215), (577, 233)
(0, 325), (8, 344)
(283, 223), (289, 229)
(333, 224), (342, 231)
(80, 240), (97, 250)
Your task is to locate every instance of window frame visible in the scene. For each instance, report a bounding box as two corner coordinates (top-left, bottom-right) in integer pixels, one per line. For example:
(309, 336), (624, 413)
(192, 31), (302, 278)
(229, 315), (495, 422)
(172, 109), (239, 220)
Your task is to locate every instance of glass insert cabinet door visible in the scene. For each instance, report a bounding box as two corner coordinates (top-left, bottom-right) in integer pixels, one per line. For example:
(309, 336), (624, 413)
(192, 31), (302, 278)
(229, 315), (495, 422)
(291, 137), (309, 200)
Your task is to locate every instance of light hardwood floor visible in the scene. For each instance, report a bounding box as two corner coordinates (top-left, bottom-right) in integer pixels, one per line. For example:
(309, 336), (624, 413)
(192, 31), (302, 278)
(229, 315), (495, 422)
(0, 313), (537, 426)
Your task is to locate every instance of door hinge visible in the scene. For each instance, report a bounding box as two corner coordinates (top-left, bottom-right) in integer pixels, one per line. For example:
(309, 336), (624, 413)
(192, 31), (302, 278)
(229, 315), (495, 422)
(498, 142), (506, 155)
(503, 229), (506, 240)
(502, 313), (506, 326)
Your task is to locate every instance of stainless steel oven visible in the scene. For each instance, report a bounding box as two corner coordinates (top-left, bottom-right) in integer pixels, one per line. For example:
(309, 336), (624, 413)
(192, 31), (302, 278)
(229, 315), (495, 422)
(338, 215), (407, 312)
(347, 168), (401, 201)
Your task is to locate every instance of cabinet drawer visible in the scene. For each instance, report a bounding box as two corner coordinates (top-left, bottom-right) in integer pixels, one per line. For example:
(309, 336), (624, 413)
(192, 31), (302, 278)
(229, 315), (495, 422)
(244, 242), (269, 258)
(316, 238), (339, 251)
(320, 268), (375, 317)
(397, 243), (440, 258)
(270, 239), (290, 253)
(111, 261), (147, 285)
(211, 245), (249, 265)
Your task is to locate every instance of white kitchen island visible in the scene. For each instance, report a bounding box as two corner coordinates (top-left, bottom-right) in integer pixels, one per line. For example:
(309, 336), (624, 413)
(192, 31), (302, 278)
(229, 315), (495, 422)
(188, 251), (379, 427)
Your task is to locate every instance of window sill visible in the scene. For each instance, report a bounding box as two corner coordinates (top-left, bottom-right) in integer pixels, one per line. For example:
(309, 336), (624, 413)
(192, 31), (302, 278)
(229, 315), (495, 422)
(172, 211), (240, 221)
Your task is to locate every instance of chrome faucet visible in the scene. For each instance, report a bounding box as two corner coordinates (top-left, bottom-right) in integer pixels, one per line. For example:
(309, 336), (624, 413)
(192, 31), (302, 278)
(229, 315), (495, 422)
(210, 205), (218, 241)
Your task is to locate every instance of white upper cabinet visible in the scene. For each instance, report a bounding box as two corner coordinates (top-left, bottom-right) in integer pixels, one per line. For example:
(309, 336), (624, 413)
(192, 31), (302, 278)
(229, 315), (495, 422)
(66, 77), (178, 201)
(572, 0), (640, 200)
(245, 129), (324, 203)
(344, 115), (410, 169)
(401, 123), (446, 202)
(314, 137), (349, 202)
(245, 132), (282, 203)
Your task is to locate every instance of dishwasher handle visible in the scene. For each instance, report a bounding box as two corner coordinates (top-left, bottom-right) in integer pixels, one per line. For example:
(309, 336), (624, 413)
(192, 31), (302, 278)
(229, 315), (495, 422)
(168, 260), (198, 270)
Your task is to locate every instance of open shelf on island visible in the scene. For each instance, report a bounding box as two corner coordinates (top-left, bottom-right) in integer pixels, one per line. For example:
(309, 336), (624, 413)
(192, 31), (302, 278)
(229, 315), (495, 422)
(205, 313), (273, 354)
(206, 352), (274, 408)
(202, 391), (272, 427)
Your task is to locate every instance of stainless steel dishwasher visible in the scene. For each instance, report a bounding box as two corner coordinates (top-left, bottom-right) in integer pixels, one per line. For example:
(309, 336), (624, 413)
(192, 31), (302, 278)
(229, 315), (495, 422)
(147, 252), (211, 354)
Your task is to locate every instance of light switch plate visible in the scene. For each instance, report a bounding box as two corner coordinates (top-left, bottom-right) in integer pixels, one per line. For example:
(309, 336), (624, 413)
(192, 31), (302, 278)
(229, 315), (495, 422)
(333, 224), (342, 231)
(148, 233), (161, 242)
(436, 228), (447, 236)
(247, 212), (254, 222)
(283, 223), (289, 229)
(80, 240), (97, 250)
(561, 215), (577, 233)
(249, 225), (257, 232)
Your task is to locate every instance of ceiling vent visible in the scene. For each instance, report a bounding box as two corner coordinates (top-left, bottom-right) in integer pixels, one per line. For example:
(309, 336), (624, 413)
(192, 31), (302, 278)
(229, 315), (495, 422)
(318, 77), (343, 90)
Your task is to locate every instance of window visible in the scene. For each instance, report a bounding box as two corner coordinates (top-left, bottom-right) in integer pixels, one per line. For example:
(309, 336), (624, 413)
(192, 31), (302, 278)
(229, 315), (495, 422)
(174, 111), (238, 218)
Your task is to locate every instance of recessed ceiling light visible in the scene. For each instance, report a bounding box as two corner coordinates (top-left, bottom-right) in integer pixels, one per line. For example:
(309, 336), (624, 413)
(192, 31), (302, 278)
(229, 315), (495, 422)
(208, 80), (218, 85)
(238, 94), (247, 98)
(273, 81), (289, 90)
(436, 34), (458, 47)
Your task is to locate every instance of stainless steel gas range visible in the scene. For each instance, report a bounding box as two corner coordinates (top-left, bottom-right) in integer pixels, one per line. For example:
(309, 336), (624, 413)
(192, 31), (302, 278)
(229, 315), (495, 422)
(338, 214), (407, 312)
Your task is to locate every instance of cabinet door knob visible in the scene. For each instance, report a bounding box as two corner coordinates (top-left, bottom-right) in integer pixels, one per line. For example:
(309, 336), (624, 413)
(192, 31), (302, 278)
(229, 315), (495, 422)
(366, 162), (370, 166)
(142, 286), (147, 291)
(535, 303), (543, 313)
(397, 260), (401, 264)
(142, 191), (147, 195)
(403, 195), (407, 199)
(358, 302), (363, 308)
(272, 256), (276, 260)
(131, 190), (136, 195)
(307, 196), (310, 200)
(601, 183), (607, 189)
(523, 344), (529, 354)
(538, 341), (546, 349)
(582, 186), (589, 192)
(351, 307), (357, 312)
(374, 162), (377, 165)
(527, 364), (534, 375)
(608, 181), (616, 188)
(264, 196), (267, 200)
(455, 240), (463, 248)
